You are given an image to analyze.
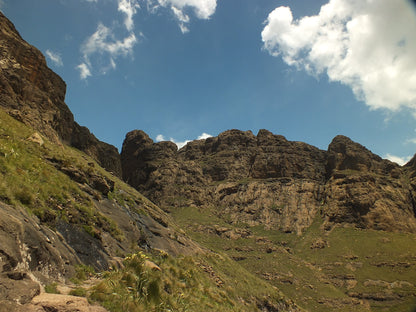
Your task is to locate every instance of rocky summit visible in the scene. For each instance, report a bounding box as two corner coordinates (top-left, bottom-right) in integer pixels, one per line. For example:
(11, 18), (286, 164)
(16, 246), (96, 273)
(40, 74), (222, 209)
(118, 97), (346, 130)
(1, 10), (416, 312)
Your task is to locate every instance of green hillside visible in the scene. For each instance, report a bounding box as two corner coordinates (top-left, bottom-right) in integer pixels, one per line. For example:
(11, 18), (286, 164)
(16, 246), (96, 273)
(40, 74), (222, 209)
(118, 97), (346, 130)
(171, 205), (416, 311)
(0, 108), (299, 311)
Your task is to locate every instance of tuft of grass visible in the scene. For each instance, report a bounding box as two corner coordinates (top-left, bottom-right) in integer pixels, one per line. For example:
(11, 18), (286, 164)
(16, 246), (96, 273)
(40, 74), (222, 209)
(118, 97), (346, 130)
(44, 282), (60, 294)
(71, 264), (96, 285)
(69, 287), (87, 297)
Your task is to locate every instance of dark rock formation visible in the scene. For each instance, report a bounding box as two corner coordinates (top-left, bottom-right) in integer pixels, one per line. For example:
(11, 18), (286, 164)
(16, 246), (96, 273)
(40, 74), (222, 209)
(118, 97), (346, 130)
(0, 202), (80, 284)
(122, 129), (326, 234)
(121, 129), (416, 233)
(326, 135), (398, 176)
(0, 11), (121, 176)
(324, 136), (416, 232)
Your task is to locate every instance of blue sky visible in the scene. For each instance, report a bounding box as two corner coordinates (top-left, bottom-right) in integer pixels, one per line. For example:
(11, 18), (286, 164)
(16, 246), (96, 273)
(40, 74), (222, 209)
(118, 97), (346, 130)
(1, 0), (416, 165)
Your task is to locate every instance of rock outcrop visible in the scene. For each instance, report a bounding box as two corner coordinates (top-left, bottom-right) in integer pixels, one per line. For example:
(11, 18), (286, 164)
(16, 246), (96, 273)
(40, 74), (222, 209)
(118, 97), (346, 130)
(121, 129), (328, 234)
(121, 130), (416, 233)
(0, 11), (121, 176)
(324, 135), (415, 232)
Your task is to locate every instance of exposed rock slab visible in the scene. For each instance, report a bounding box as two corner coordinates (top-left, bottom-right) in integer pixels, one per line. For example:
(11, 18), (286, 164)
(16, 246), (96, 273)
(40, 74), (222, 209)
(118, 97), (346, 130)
(25, 293), (108, 312)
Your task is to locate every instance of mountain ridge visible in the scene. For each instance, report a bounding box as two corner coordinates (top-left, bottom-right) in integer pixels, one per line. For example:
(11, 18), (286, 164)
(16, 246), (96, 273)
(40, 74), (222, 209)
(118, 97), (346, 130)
(121, 128), (416, 234)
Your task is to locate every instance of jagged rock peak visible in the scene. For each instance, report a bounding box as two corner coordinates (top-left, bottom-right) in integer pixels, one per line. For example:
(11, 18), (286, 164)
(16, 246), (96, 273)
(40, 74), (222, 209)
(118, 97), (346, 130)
(405, 154), (416, 169)
(121, 127), (328, 190)
(216, 129), (256, 147)
(328, 135), (380, 158)
(124, 129), (154, 145)
(122, 129), (178, 157)
(327, 135), (399, 175)
(120, 129), (416, 233)
(257, 129), (288, 145)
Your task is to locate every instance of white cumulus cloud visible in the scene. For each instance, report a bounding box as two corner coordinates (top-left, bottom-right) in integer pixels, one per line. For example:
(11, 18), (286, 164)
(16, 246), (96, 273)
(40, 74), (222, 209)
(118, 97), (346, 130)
(118, 0), (140, 31)
(262, 0), (416, 113)
(77, 23), (138, 79)
(172, 139), (191, 149)
(76, 63), (92, 80)
(384, 153), (412, 166)
(81, 23), (137, 58)
(197, 132), (212, 140)
(77, 0), (216, 78)
(155, 132), (213, 148)
(77, 0), (141, 79)
(156, 134), (166, 141)
(145, 0), (216, 33)
(45, 49), (63, 67)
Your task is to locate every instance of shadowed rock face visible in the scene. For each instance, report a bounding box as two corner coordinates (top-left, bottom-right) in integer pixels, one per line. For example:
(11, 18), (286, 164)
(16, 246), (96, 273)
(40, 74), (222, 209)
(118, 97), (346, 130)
(326, 135), (399, 176)
(0, 12), (121, 176)
(324, 135), (416, 232)
(122, 129), (416, 234)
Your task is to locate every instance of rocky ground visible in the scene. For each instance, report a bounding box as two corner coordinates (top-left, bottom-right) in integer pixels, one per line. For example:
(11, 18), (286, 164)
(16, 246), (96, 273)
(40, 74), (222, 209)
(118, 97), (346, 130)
(0, 272), (108, 312)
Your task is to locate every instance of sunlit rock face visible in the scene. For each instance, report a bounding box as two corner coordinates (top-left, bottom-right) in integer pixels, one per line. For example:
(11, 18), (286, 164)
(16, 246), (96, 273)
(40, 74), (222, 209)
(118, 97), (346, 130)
(122, 128), (416, 234)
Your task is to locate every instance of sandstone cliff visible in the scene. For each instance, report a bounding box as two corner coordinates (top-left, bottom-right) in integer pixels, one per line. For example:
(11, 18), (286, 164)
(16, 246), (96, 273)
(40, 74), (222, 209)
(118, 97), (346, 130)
(0, 11), (121, 176)
(121, 129), (416, 234)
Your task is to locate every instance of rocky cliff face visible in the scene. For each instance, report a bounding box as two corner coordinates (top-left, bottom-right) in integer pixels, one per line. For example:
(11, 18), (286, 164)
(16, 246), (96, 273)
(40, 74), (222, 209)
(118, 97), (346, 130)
(324, 135), (415, 232)
(122, 130), (416, 234)
(121, 129), (326, 234)
(0, 11), (121, 176)
(0, 12), (203, 310)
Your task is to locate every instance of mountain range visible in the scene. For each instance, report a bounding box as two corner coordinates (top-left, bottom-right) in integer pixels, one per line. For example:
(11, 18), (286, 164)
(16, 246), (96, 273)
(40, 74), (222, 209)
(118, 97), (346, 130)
(0, 11), (415, 311)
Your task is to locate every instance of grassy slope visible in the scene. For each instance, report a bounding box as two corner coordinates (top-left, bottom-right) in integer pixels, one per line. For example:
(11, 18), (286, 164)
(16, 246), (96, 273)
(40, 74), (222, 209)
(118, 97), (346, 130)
(0, 108), (117, 234)
(171, 204), (416, 312)
(90, 250), (298, 311)
(0, 110), (299, 311)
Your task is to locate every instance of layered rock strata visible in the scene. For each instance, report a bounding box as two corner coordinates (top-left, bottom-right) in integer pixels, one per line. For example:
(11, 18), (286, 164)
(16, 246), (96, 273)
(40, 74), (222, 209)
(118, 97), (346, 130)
(122, 130), (416, 233)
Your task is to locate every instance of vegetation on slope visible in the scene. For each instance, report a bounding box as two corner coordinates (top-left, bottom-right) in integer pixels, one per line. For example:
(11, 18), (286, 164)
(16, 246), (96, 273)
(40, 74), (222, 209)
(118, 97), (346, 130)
(0, 109), (122, 238)
(170, 204), (416, 312)
(90, 250), (298, 312)
(0, 109), (300, 311)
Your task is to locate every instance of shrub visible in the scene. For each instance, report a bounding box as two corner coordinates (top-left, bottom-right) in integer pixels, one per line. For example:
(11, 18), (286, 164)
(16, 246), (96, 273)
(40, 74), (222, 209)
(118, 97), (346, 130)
(69, 287), (87, 297)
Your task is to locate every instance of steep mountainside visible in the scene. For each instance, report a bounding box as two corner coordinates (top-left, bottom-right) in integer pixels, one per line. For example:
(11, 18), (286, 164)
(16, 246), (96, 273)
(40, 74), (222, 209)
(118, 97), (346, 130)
(0, 11), (121, 176)
(0, 11), (301, 312)
(0, 107), (206, 310)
